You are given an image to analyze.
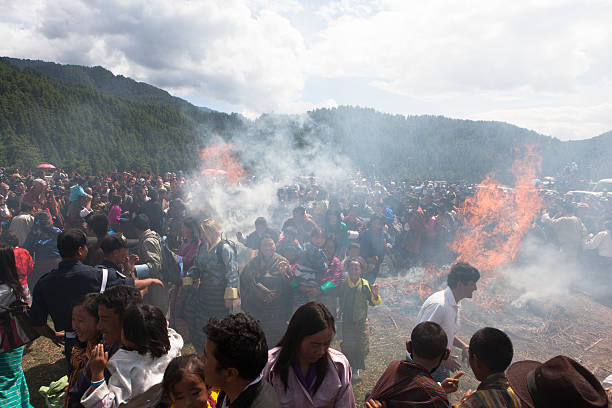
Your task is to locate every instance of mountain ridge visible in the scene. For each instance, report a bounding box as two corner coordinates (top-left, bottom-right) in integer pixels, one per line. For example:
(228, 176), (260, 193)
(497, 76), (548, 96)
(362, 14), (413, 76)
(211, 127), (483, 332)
(1, 57), (611, 180)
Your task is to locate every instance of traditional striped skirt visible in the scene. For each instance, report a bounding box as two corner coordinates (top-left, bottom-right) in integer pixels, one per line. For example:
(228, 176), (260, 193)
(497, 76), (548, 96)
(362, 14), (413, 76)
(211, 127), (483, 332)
(0, 346), (33, 408)
(341, 319), (370, 370)
(183, 278), (228, 351)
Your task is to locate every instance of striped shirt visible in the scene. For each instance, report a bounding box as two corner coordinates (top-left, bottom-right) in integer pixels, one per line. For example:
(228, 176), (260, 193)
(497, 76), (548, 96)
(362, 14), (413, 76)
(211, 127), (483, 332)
(453, 373), (521, 408)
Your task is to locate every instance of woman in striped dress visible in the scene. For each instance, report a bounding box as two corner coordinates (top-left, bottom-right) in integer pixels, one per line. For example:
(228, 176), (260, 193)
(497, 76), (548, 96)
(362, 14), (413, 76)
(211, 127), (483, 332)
(183, 219), (238, 352)
(0, 245), (34, 408)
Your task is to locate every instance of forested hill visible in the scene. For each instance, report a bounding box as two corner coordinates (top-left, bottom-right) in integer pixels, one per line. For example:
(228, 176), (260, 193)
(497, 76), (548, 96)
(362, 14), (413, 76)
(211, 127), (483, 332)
(0, 58), (244, 172)
(1, 57), (611, 180)
(4, 57), (212, 114)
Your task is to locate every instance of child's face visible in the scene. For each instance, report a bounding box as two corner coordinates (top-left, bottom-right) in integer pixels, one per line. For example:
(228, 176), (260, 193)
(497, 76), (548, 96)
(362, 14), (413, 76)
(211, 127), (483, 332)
(348, 247), (359, 258)
(348, 262), (362, 283)
(172, 374), (209, 408)
(311, 234), (325, 248)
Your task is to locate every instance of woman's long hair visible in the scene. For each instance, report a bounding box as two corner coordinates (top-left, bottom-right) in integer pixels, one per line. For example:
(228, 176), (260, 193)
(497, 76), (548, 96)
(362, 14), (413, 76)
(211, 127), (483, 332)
(274, 302), (335, 395)
(0, 245), (26, 302)
(200, 218), (221, 252)
(122, 303), (170, 358)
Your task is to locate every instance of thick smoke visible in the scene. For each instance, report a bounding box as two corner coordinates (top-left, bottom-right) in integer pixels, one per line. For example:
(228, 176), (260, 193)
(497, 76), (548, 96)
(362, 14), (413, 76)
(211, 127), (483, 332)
(186, 113), (353, 235)
(502, 233), (575, 306)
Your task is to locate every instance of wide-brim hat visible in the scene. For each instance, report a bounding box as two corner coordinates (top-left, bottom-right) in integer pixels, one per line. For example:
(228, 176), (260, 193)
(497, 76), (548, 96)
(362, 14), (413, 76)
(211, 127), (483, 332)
(507, 356), (607, 408)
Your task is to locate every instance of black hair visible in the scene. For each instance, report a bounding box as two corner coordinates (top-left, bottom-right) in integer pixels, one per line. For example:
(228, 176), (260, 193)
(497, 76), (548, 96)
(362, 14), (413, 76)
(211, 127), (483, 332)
(348, 242), (360, 251)
(447, 262), (480, 288)
(293, 206), (306, 215)
(95, 285), (142, 317)
(469, 327), (513, 373)
(122, 303), (170, 358)
(87, 212), (108, 239)
(411, 321), (448, 360)
(73, 293), (99, 320)
(19, 201), (33, 213)
(259, 234), (277, 251)
(0, 245), (26, 302)
(100, 234), (128, 255)
(0, 232), (19, 247)
(275, 302), (335, 395)
(254, 217), (267, 226)
(344, 256), (366, 273)
(148, 189), (159, 202)
(203, 313), (268, 381)
(310, 227), (325, 239)
(182, 217), (201, 242)
(162, 355), (207, 398)
(133, 214), (150, 231)
(57, 229), (87, 258)
(110, 194), (122, 206)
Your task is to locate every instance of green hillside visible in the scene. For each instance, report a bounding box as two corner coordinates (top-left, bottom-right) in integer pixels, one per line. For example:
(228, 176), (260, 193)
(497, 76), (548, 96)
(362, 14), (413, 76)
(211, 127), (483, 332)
(1, 57), (611, 181)
(4, 57), (211, 114)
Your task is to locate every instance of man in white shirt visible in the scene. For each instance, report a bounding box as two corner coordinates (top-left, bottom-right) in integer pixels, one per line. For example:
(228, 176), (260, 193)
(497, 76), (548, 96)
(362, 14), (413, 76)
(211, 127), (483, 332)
(414, 262), (480, 382)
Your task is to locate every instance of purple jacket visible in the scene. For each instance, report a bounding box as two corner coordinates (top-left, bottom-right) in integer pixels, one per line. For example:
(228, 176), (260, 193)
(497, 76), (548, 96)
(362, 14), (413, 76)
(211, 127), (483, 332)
(263, 347), (356, 408)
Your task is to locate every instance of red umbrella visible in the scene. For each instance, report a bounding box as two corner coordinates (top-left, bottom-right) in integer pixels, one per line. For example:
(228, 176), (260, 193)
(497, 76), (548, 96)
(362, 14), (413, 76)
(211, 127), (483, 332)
(36, 163), (56, 170)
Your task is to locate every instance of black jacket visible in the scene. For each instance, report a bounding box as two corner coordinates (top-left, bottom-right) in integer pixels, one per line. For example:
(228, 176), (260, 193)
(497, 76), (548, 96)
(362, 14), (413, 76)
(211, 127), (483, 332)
(216, 379), (281, 408)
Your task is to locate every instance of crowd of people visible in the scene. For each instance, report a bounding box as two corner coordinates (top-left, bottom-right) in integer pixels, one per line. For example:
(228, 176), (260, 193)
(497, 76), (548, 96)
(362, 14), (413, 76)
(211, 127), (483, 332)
(0, 166), (610, 407)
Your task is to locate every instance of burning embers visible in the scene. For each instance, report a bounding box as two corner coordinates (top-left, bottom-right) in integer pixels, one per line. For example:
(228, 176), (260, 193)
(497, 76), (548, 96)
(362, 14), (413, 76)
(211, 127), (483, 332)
(198, 144), (246, 184)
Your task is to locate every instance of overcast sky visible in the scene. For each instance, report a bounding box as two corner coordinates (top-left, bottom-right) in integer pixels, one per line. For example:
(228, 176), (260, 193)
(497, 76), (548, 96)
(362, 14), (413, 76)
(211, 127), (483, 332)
(2, 0), (612, 140)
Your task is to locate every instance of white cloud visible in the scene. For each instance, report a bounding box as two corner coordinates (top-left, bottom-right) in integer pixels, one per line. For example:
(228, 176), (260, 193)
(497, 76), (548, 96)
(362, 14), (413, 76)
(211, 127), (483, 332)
(1, 0), (307, 112)
(1, 0), (612, 139)
(306, 0), (612, 138)
(477, 103), (612, 140)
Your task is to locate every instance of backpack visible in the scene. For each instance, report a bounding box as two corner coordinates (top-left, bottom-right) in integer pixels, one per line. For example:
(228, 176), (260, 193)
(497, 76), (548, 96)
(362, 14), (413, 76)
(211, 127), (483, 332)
(215, 237), (238, 266)
(160, 237), (183, 286)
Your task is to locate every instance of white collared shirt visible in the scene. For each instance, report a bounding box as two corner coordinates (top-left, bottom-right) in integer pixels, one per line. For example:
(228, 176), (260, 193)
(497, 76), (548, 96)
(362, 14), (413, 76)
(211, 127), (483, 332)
(416, 286), (459, 349)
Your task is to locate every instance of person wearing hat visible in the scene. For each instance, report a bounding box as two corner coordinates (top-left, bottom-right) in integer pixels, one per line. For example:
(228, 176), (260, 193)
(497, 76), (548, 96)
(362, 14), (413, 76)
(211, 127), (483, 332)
(65, 185), (91, 230)
(506, 355), (608, 408)
(22, 211), (62, 289)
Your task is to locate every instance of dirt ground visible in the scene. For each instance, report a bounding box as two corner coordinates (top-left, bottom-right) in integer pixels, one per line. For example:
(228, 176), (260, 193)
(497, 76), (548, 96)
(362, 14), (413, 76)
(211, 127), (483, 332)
(23, 269), (612, 407)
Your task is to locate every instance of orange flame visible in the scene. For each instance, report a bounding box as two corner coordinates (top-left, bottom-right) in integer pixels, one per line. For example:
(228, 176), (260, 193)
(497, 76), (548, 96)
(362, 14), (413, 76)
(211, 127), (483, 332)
(198, 144), (246, 184)
(450, 147), (543, 274)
